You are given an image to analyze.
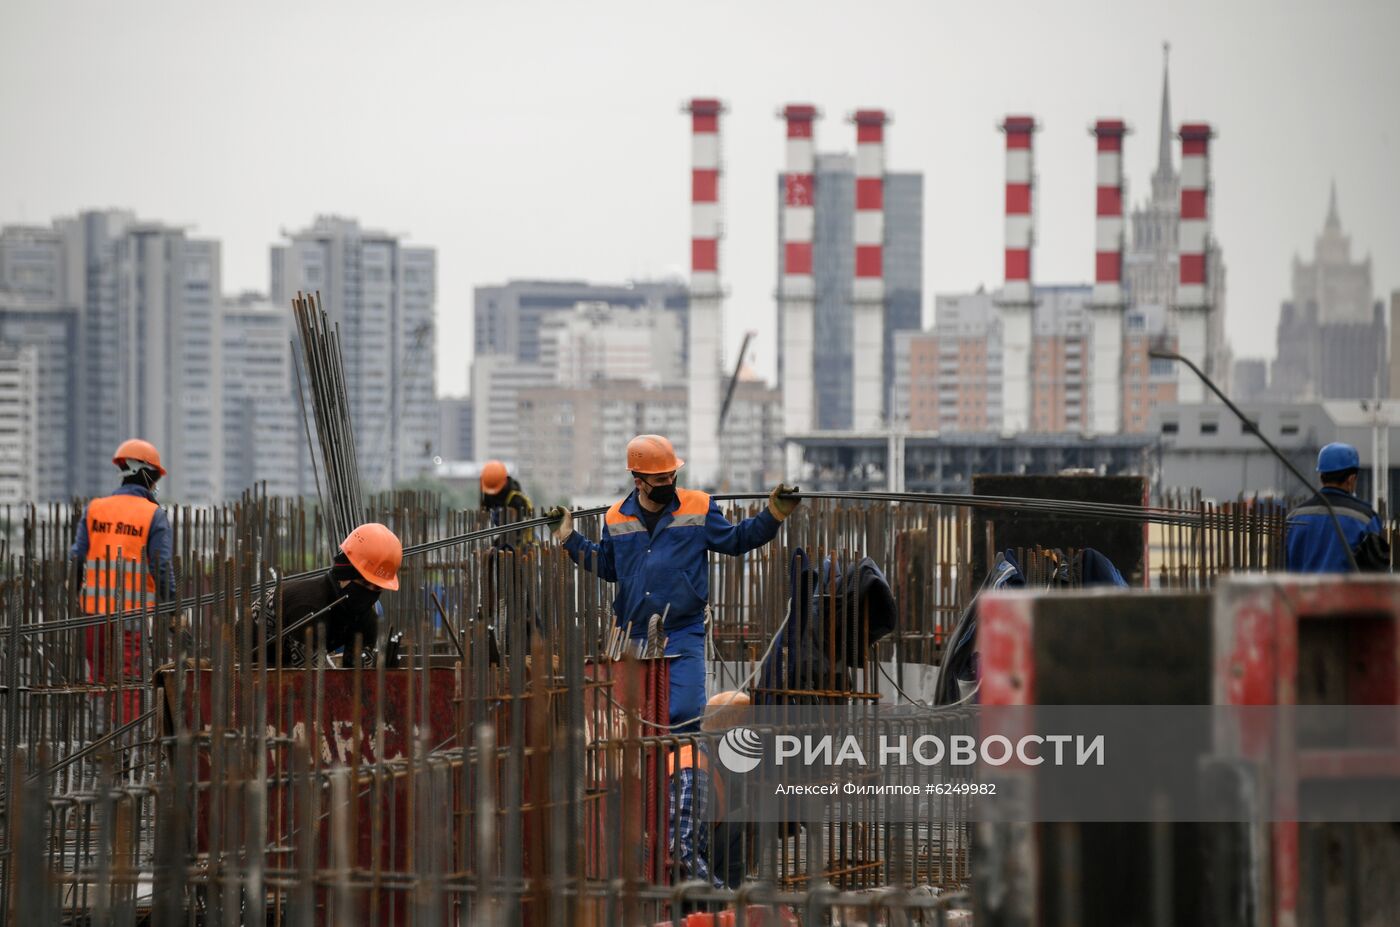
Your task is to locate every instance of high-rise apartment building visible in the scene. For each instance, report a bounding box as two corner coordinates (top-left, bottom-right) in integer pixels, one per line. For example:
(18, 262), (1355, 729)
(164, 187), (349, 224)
(437, 398), (474, 462)
(113, 226), (224, 503)
(892, 287), (1176, 434)
(718, 376), (784, 490)
(1271, 186), (1386, 400)
(0, 225), (68, 304)
(539, 301), (685, 388)
(0, 343), (38, 504)
(222, 293), (302, 499)
(776, 156), (923, 430)
(0, 292), (78, 500)
(272, 216), (438, 491)
(471, 355), (553, 465)
(2, 211), (225, 502)
(470, 282), (688, 465)
(474, 279), (688, 364)
(60, 211), (135, 497)
(516, 382), (689, 504)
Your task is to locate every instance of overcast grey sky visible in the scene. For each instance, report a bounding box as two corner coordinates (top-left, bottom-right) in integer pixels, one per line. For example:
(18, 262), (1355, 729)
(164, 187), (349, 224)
(3, 0), (1397, 396)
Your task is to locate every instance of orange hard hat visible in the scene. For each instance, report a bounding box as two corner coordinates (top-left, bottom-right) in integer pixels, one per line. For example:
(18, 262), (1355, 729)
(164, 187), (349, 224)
(626, 434), (684, 474)
(480, 460), (509, 494)
(112, 438), (167, 477)
(340, 523), (403, 591)
(701, 689), (751, 732)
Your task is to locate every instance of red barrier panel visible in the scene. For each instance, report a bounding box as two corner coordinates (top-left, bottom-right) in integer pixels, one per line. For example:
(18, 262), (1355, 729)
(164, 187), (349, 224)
(1214, 575), (1400, 927)
(158, 667), (459, 925)
(583, 658), (670, 884)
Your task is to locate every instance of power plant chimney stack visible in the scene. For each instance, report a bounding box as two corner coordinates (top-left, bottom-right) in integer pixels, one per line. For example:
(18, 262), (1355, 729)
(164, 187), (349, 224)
(850, 109), (889, 431)
(1175, 121), (1214, 404)
(779, 103), (819, 478)
(684, 97), (725, 487)
(1089, 119), (1129, 435)
(998, 115), (1038, 435)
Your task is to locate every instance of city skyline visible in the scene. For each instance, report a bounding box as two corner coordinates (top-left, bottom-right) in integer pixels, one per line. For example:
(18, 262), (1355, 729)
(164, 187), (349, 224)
(3, 0), (1397, 397)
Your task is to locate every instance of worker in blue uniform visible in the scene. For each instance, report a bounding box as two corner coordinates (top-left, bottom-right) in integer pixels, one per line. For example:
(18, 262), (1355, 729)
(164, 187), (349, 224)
(547, 434), (798, 729)
(1285, 442), (1389, 572)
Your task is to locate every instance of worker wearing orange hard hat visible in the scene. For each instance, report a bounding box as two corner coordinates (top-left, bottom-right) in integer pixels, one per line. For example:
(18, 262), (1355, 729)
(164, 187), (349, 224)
(667, 690), (753, 890)
(69, 439), (177, 722)
(479, 459), (533, 549)
(547, 435), (799, 729)
(244, 522), (405, 668)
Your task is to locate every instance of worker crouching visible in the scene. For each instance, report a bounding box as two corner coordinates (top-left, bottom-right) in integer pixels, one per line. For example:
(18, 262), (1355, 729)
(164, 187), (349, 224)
(668, 690), (752, 892)
(246, 523), (404, 667)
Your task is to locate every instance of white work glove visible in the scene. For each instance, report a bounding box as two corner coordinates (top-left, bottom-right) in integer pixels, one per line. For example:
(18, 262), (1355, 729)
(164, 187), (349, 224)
(545, 506), (573, 542)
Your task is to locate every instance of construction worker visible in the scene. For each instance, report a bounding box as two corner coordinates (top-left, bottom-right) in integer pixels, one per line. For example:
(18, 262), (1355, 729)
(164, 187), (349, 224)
(246, 523), (404, 667)
(668, 690), (751, 890)
(69, 439), (177, 722)
(479, 458), (533, 549)
(547, 434), (799, 728)
(1286, 442), (1389, 572)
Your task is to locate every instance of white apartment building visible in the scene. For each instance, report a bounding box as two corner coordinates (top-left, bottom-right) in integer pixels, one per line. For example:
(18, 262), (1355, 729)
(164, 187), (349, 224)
(470, 355), (553, 463)
(0, 291), (78, 500)
(272, 216), (438, 491)
(540, 301), (685, 388)
(222, 294), (303, 499)
(0, 344), (38, 504)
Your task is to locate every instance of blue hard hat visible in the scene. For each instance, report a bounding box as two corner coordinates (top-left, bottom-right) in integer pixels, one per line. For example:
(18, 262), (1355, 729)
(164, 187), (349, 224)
(1316, 442), (1360, 474)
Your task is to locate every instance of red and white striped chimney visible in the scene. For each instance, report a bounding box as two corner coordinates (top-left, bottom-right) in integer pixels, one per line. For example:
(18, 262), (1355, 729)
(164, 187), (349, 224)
(1175, 122), (1214, 404)
(780, 103), (819, 477)
(684, 98), (724, 486)
(1089, 119), (1129, 435)
(998, 115), (1037, 435)
(851, 109), (888, 430)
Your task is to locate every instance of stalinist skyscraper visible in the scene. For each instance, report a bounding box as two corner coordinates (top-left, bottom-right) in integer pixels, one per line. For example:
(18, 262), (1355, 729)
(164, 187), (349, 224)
(1124, 45), (1229, 390)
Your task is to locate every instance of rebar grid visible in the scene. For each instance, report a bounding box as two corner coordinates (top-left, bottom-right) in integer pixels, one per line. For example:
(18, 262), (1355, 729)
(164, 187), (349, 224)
(0, 488), (1284, 925)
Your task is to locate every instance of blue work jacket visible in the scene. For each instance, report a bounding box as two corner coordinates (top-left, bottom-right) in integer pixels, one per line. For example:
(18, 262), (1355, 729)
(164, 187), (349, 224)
(1285, 487), (1382, 573)
(563, 488), (782, 634)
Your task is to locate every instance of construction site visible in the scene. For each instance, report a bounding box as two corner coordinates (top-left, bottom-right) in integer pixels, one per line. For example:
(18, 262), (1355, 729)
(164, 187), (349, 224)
(1, 294), (1396, 925)
(3, 47), (1400, 926)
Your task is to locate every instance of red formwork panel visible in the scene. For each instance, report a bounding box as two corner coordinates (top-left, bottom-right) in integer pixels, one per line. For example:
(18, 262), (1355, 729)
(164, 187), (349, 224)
(1213, 575), (1400, 927)
(1213, 575), (1400, 707)
(975, 589), (1216, 927)
(158, 667), (460, 925)
(583, 658), (670, 886)
(159, 659), (674, 925)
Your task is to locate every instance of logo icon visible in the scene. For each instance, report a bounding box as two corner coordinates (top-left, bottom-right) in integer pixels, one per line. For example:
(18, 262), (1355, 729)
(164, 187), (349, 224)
(717, 726), (764, 773)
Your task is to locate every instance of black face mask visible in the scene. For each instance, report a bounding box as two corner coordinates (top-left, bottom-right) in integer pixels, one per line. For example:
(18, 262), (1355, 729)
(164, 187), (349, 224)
(644, 482), (677, 506)
(342, 581), (382, 612)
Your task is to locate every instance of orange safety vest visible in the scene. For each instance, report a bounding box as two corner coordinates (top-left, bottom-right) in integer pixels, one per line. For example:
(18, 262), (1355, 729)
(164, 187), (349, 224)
(82, 493), (159, 616)
(605, 488), (710, 533)
(668, 743), (726, 819)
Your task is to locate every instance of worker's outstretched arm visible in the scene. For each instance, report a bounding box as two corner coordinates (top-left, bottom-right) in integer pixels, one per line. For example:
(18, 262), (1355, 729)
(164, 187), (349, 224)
(562, 525), (619, 582)
(704, 484), (799, 556)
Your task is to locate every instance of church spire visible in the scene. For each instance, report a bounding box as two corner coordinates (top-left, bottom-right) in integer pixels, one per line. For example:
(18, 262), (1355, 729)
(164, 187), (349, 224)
(1151, 42), (1176, 204)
